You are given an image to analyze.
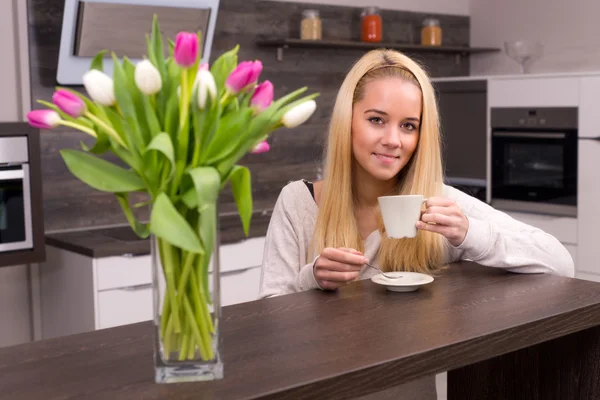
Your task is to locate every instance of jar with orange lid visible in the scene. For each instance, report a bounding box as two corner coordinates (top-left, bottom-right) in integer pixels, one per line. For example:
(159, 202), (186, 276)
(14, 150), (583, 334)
(361, 6), (382, 43)
(421, 18), (442, 46)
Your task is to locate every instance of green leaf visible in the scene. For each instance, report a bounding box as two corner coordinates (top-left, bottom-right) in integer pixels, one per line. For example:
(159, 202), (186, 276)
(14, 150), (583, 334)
(150, 193), (203, 253)
(198, 203), (216, 304)
(111, 53), (145, 150)
(90, 50), (107, 72)
(80, 129), (110, 155)
(145, 132), (175, 180)
(181, 188), (197, 209)
(164, 93), (180, 141)
(151, 15), (168, 80)
(229, 166), (253, 236)
(143, 95), (161, 138)
(204, 108), (253, 164)
(102, 106), (127, 145)
(115, 193), (150, 238)
(270, 86), (308, 110)
(60, 149), (145, 192)
(123, 57), (151, 145)
(210, 44), (239, 92)
(186, 166), (220, 208)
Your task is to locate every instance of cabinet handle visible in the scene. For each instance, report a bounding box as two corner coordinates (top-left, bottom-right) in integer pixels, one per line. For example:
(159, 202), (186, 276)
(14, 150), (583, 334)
(119, 283), (152, 291)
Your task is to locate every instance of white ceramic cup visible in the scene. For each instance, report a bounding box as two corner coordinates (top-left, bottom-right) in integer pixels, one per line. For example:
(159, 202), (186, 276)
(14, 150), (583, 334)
(377, 194), (426, 239)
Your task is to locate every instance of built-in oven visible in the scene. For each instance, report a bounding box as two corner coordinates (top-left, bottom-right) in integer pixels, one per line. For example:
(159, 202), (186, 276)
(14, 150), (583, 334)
(0, 137), (33, 251)
(491, 107), (577, 217)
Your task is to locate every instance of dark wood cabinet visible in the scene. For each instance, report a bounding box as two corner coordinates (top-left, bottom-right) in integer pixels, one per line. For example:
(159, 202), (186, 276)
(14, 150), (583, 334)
(434, 79), (487, 182)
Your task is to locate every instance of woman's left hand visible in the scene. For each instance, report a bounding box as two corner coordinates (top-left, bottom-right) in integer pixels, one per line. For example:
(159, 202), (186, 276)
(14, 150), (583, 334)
(416, 197), (469, 247)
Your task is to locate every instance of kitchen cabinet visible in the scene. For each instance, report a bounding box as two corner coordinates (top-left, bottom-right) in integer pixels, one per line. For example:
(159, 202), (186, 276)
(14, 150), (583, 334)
(39, 237), (265, 339)
(488, 76), (580, 107)
(503, 211), (577, 245)
(434, 79), (487, 183)
(578, 76), (600, 138)
(577, 139), (600, 277)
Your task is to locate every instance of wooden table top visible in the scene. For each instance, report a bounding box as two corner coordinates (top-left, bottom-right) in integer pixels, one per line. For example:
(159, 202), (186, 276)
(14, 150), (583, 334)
(2, 262), (600, 400)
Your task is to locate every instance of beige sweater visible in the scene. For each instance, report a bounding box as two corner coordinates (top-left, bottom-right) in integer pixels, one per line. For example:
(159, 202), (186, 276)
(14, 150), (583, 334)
(258, 180), (575, 299)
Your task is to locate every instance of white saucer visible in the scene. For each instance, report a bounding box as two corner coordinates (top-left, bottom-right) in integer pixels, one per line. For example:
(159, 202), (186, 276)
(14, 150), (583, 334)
(371, 271), (434, 292)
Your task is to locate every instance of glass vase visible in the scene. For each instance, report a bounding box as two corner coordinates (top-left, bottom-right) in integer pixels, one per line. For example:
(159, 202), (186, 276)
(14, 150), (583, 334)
(151, 209), (223, 383)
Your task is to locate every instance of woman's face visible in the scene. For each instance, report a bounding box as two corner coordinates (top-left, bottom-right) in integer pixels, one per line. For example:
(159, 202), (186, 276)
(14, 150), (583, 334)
(351, 77), (422, 183)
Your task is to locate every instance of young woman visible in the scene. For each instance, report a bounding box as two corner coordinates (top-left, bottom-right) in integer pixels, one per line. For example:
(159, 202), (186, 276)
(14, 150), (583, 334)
(258, 49), (574, 299)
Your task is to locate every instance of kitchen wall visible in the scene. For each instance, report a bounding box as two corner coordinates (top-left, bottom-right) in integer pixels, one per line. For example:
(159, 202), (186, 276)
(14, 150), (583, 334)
(0, 0), (34, 348)
(0, 0), (472, 350)
(28, 0), (470, 233)
(268, 0), (469, 16)
(469, 0), (600, 75)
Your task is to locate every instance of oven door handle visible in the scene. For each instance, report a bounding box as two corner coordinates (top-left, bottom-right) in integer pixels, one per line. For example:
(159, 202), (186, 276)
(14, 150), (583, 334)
(0, 169), (24, 180)
(492, 132), (566, 139)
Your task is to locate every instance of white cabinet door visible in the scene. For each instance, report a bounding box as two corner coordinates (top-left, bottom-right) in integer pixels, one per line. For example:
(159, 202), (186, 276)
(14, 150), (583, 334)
(97, 285), (153, 329)
(95, 255), (152, 291)
(503, 211), (577, 245)
(488, 77), (579, 108)
(218, 266), (262, 307)
(577, 140), (600, 274)
(579, 76), (600, 138)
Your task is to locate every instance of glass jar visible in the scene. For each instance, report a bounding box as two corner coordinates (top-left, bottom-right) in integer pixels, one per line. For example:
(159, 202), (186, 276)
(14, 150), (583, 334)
(361, 6), (382, 43)
(421, 18), (442, 46)
(300, 10), (322, 40)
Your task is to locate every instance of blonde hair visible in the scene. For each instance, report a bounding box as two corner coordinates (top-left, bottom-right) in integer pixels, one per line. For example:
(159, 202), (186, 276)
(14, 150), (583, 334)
(313, 49), (446, 273)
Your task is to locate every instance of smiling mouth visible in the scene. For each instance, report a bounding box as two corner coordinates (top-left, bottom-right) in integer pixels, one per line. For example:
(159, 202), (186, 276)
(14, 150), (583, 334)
(373, 153), (399, 160)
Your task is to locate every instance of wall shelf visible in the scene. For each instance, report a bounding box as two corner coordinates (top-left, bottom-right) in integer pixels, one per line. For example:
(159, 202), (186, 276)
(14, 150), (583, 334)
(255, 38), (502, 63)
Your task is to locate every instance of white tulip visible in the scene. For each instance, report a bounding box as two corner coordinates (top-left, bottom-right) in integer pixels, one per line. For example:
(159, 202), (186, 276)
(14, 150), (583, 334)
(134, 60), (162, 95)
(82, 69), (116, 106)
(196, 69), (217, 110)
(281, 100), (317, 128)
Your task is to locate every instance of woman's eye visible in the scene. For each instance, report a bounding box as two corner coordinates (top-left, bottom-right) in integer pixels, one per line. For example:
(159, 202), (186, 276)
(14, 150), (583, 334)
(402, 122), (417, 131)
(368, 117), (384, 125)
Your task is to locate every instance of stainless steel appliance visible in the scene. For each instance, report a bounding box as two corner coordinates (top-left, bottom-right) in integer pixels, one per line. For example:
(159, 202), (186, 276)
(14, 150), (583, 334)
(0, 137), (33, 251)
(491, 107), (579, 217)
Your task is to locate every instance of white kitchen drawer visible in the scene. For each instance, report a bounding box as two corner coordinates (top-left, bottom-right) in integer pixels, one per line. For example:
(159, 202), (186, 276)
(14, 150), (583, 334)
(95, 254), (152, 291)
(97, 285), (153, 329)
(219, 237), (265, 273)
(503, 211), (577, 245)
(218, 265), (262, 307)
(488, 77), (579, 107)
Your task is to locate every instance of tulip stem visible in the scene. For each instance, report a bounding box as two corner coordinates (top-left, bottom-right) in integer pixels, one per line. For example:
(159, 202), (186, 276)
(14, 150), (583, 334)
(85, 112), (128, 148)
(58, 120), (97, 138)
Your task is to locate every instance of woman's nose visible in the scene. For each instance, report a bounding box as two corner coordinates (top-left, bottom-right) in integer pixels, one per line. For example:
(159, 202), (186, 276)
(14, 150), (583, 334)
(381, 127), (401, 148)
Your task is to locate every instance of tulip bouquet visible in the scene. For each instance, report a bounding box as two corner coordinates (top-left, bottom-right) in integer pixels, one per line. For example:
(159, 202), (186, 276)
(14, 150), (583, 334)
(28, 16), (317, 382)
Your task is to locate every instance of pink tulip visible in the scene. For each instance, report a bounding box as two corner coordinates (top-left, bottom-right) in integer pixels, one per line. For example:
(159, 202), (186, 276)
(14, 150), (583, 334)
(250, 81), (274, 112)
(225, 60), (263, 94)
(27, 110), (61, 129)
(52, 89), (85, 118)
(250, 140), (270, 154)
(174, 32), (199, 68)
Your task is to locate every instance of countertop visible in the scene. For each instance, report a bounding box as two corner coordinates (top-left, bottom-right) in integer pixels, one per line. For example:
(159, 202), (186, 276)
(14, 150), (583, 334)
(45, 210), (273, 258)
(432, 70), (600, 82)
(2, 262), (600, 399)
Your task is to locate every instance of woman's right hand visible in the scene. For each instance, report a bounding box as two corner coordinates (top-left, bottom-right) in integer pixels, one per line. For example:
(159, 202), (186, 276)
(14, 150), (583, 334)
(313, 247), (368, 290)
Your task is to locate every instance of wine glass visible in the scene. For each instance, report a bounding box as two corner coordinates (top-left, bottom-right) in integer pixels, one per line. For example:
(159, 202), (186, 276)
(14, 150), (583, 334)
(504, 41), (543, 73)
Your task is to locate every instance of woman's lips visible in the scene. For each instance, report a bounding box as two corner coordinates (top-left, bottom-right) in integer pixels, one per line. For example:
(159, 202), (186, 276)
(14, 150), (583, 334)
(373, 153), (399, 164)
